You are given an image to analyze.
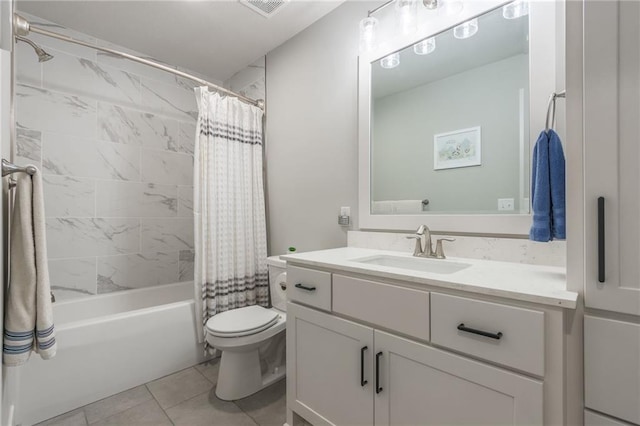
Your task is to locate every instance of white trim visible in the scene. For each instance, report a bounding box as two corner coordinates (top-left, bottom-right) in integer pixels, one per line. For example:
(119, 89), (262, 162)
(358, 1), (557, 234)
(518, 88), (528, 213)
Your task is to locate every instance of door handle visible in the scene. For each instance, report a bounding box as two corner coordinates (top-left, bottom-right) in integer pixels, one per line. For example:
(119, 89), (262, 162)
(360, 346), (368, 386)
(457, 323), (503, 340)
(598, 197), (605, 283)
(375, 351), (383, 394)
(294, 283), (316, 292)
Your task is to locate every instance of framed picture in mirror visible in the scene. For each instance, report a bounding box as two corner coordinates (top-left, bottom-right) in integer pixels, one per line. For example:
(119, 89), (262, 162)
(433, 126), (482, 170)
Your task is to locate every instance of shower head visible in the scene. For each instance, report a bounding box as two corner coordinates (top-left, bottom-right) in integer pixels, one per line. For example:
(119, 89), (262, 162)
(15, 35), (54, 62)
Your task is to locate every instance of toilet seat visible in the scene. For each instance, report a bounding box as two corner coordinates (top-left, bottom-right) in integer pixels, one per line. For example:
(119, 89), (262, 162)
(206, 305), (280, 337)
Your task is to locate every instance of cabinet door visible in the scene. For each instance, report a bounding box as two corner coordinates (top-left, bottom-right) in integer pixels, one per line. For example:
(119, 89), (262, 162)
(585, 410), (635, 426)
(286, 302), (374, 426)
(585, 316), (640, 425)
(584, 0), (640, 315)
(374, 330), (543, 426)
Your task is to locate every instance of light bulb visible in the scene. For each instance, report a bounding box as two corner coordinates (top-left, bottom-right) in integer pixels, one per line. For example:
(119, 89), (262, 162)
(359, 17), (379, 53)
(503, 0), (529, 19)
(413, 37), (436, 55)
(423, 0), (438, 10)
(438, 0), (463, 16)
(395, 0), (418, 35)
(453, 18), (478, 39)
(380, 53), (400, 69)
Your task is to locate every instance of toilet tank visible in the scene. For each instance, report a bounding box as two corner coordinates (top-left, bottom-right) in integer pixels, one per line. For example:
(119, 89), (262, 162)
(267, 256), (287, 312)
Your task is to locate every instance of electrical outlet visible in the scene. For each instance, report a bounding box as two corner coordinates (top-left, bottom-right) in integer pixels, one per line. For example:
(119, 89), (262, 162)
(498, 198), (514, 211)
(340, 206), (350, 216)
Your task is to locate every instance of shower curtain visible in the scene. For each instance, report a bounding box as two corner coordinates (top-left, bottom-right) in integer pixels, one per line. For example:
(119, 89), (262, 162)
(193, 88), (269, 343)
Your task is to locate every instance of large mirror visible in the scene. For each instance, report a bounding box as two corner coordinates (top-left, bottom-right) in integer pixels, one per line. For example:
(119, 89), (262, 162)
(371, 5), (529, 215)
(358, 0), (561, 234)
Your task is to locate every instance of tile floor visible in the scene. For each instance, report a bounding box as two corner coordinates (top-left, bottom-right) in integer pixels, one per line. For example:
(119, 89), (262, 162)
(35, 359), (287, 426)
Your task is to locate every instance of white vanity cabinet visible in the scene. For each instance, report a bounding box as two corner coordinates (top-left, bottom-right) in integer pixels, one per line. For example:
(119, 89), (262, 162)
(287, 302), (542, 426)
(374, 330), (542, 426)
(285, 264), (567, 426)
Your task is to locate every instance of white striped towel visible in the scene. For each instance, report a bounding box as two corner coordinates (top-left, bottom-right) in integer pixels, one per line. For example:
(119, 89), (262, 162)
(372, 200), (423, 214)
(3, 170), (56, 366)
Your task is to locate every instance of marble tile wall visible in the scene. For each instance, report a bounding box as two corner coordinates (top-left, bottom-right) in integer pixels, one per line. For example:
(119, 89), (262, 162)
(13, 13), (222, 300)
(348, 230), (567, 267)
(224, 57), (266, 102)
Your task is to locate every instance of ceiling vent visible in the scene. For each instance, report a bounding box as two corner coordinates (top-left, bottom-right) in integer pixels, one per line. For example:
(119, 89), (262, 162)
(240, 0), (288, 18)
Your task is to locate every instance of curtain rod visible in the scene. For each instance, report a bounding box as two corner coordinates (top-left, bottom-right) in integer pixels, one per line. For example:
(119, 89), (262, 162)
(13, 14), (265, 110)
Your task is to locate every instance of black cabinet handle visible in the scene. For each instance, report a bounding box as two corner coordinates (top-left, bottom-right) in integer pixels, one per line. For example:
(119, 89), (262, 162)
(598, 197), (605, 283)
(294, 283), (316, 292)
(457, 323), (503, 340)
(375, 351), (383, 394)
(360, 346), (368, 386)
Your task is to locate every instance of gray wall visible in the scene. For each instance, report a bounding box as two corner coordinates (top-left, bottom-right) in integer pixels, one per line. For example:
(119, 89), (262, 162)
(265, 2), (379, 255)
(372, 54), (529, 213)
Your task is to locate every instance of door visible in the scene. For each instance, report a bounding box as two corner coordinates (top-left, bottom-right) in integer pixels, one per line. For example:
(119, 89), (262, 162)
(585, 316), (640, 425)
(584, 0), (640, 315)
(374, 330), (543, 426)
(286, 302), (374, 426)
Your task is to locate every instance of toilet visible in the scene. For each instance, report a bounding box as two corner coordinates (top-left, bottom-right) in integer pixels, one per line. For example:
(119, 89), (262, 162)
(205, 256), (287, 401)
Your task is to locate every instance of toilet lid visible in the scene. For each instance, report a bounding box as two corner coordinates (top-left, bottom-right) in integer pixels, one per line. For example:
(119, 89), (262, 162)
(206, 305), (280, 337)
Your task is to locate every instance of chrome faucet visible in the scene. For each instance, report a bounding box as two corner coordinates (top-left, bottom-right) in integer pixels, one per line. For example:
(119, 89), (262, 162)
(406, 225), (455, 259)
(406, 224), (434, 257)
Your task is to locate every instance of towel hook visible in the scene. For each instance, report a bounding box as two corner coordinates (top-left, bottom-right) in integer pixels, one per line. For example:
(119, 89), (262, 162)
(545, 90), (566, 132)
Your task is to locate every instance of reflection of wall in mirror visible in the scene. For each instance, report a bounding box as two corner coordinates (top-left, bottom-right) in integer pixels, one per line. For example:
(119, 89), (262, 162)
(372, 54), (529, 214)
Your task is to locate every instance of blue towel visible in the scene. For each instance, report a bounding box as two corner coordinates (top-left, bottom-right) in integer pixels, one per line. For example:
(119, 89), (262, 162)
(530, 131), (551, 242)
(529, 129), (566, 242)
(548, 129), (566, 239)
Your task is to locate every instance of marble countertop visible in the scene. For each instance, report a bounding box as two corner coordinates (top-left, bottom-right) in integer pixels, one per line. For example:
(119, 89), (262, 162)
(281, 247), (577, 309)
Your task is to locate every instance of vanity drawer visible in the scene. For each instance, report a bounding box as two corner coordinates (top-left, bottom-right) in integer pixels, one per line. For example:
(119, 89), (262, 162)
(332, 274), (430, 341)
(287, 266), (332, 312)
(431, 293), (544, 376)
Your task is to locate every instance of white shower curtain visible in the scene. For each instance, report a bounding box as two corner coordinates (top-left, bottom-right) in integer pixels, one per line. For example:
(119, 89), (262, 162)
(193, 88), (269, 343)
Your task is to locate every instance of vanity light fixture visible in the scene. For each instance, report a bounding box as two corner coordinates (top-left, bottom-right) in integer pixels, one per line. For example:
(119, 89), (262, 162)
(413, 37), (436, 55)
(453, 18), (478, 39)
(502, 0), (529, 19)
(395, 0), (418, 35)
(380, 52), (400, 69)
(359, 16), (379, 52)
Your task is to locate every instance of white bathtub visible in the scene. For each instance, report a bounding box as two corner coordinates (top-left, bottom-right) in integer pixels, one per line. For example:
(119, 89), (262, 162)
(6, 282), (206, 426)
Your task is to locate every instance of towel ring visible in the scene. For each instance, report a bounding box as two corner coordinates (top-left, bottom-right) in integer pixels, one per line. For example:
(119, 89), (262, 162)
(545, 91), (566, 132)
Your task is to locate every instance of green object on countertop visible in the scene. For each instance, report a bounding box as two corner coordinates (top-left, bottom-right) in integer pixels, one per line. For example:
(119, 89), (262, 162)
(288, 247), (296, 253)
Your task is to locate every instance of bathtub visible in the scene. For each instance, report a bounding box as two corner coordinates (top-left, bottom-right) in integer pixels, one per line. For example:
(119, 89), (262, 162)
(6, 282), (207, 426)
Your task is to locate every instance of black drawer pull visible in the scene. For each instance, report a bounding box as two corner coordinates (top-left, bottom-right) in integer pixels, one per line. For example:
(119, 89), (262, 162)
(375, 351), (383, 394)
(457, 323), (503, 340)
(598, 196), (605, 283)
(294, 283), (316, 292)
(360, 346), (368, 386)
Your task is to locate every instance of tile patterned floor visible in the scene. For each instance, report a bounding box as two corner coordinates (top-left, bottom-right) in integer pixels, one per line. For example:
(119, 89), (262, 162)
(35, 359), (286, 426)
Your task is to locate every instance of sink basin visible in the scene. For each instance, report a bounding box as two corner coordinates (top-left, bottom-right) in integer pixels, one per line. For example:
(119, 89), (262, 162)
(351, 255), (471, 275)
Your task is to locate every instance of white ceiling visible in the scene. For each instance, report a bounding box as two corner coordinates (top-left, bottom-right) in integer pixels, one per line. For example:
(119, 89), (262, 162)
(17, 0), (345, 81)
